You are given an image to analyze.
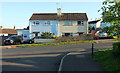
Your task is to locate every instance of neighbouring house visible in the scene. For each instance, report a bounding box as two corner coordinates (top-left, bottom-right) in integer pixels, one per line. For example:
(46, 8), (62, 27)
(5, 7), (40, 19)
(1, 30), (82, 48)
(29, 8), (88, 38)
(0, 26), (17, 37)
(17, 29), (30, 40)
(0, 26), (17, 44)
(88, 18), (111, 30)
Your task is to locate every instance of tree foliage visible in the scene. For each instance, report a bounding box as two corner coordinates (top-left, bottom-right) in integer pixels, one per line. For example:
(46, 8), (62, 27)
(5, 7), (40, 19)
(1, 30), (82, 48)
(99, 0), (120, 39)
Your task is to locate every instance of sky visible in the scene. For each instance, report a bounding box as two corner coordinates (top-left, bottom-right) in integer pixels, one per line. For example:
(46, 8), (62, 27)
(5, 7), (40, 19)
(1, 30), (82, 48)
(0, 2), (103, 29)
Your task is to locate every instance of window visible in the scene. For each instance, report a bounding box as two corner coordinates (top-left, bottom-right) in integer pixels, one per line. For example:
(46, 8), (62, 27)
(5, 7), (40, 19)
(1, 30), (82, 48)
(63, 21), (72, 25)
(32, 21), (39, 25)
(36, 21), (39, 25)
(45, 21), (51, 25)
(35, 33), (38, 37)
(24, 35), (27, 38)
(78, 21), (84, 26)
(62, 33), (73, 36)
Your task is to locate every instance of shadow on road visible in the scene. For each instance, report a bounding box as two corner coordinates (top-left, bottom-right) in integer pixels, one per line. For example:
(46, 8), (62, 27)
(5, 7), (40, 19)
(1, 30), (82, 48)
(2, 52), (71, 71)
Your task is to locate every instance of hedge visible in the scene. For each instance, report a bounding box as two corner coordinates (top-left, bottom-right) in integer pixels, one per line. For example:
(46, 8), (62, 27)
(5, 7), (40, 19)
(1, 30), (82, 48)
(113, 42), (120, 56)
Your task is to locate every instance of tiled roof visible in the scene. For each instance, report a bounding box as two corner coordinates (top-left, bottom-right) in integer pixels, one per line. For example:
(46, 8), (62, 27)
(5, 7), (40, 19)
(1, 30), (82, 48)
(29, 13), (88, 20)
(0, 29), (17, 34)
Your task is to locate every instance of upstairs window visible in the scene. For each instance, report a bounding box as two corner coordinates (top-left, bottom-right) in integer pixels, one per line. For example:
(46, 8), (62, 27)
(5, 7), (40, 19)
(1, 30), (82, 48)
(45, 21), (51, 25)
(78, 21), (84, 26)
(36, 21), (39, 25)
(32, 21), (39, 25)
(63, 21), (72, 26)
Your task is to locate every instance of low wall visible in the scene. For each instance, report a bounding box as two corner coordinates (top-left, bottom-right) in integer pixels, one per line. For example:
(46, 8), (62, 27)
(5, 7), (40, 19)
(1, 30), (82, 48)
(34, 39), (55, 43)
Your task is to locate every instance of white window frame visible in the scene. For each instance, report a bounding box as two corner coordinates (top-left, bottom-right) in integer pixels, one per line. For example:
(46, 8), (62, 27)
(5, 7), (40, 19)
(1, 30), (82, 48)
(32, 21), (40, 26)
(45, 21), (51, 25)
(78, 21), (84, 26)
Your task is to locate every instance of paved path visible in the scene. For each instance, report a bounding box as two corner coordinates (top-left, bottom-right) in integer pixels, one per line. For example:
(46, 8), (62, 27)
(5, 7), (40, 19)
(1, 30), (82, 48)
(60, 52), (106, 73)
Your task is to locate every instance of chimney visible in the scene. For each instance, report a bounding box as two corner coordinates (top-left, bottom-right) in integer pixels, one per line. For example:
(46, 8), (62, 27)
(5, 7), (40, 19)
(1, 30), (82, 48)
(57, 8), (62, 16)
(1, 26), (3, 29)
(14, 26), (16, 29)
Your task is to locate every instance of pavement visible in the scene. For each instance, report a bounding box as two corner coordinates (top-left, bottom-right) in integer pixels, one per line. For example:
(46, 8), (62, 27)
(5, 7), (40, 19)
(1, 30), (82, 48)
(59, 51), (106, 73)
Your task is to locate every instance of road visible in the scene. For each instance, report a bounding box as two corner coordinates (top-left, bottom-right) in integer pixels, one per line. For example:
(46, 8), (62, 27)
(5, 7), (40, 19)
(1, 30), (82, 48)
(1, 39), (115, 71)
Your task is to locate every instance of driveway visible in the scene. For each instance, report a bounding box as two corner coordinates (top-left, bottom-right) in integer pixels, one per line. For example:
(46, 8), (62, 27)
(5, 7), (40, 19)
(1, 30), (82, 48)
(1, 39), (115, 71)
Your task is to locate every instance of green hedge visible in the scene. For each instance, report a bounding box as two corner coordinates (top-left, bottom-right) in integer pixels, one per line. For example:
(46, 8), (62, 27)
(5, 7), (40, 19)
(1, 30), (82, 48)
(113, 42), (120, 56)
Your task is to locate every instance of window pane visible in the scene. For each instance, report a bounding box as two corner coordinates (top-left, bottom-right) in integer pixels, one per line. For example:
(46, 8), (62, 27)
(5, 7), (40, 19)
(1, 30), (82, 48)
(78, 21), (84, 26)
(36, 21), (39, 24)
(47, 21), (50, 25)
(64, 21), (72, 25)
(33, 22), (35, 24)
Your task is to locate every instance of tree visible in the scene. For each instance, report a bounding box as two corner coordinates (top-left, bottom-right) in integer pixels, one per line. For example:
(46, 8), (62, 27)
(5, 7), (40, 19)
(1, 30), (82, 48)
(99, 0), (120, 40)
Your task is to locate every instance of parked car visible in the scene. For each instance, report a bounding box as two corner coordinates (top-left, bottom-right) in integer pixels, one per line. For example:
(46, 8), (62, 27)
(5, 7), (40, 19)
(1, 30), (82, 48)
(4, 35), (23, 45)
(23, 38), (34, 44)
(99, 31), (108, 38)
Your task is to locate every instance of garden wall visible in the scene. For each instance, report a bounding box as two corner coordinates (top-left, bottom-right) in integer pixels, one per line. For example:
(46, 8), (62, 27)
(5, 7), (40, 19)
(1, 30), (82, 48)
(34, 38), (55, 43)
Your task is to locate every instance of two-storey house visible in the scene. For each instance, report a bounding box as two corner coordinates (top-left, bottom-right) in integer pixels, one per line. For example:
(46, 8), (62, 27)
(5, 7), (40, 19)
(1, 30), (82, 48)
(29, 8), (88, 38)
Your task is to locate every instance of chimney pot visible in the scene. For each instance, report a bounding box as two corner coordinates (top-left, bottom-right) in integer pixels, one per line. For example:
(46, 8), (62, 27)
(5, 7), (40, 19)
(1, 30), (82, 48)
(57, 8), (62, 16)
(1, 26), (3, 29)
(14, 26), (16, 29)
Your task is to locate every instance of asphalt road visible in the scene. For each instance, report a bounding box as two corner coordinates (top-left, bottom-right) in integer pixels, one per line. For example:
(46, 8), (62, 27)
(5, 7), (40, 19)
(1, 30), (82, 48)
(1, 39), (114, 71)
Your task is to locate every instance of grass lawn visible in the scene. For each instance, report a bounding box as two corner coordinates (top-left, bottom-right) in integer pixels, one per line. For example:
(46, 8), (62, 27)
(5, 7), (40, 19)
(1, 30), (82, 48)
(93, 49), (120, 73)
(17, 41), (96, 47)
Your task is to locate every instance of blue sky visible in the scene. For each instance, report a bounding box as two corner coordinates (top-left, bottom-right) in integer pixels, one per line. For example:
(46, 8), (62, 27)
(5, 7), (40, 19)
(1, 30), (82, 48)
(1, 2), (103, 29)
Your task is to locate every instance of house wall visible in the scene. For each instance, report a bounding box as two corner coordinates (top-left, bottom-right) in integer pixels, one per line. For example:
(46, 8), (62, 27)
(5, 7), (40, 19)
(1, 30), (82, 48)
(17, 30), (30, 40)
(29, 20), (58, 38)
(58, 20), (88, 36)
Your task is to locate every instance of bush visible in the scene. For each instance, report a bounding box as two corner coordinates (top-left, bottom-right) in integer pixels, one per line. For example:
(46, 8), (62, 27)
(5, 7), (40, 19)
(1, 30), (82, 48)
(113, 42), (120, 56)
(55, 34), (93, 43)
(41, 32), (54, 39)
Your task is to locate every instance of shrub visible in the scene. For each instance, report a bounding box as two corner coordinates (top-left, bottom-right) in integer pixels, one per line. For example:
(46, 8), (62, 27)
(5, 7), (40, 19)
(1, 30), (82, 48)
(55, 34), (93, 43)
(41, 32), (54, 39)
(112, 42), (120, 56)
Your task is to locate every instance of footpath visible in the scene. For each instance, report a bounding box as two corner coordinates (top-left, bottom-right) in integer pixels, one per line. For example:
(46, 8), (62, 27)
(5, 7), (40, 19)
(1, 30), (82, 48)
(59, 51), (106, 73)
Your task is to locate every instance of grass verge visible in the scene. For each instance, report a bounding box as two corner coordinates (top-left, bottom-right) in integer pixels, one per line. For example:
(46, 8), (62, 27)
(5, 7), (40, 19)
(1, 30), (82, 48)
(0, 44), (5, 46)
(93, 49), (120, 73)
(17, 41), (96, 47)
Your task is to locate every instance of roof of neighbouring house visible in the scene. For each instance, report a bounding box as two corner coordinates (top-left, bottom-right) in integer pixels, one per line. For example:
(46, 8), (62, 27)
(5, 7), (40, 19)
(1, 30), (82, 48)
(88, 20), (101, 24)
(29, 13), (88, 20)
(0, 29), (17, 34)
